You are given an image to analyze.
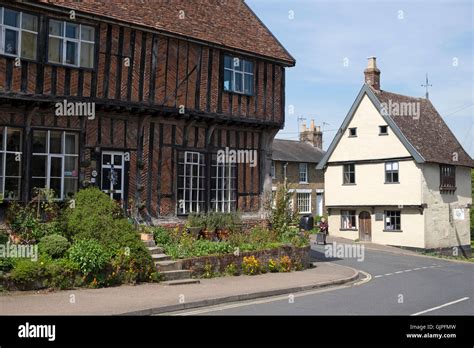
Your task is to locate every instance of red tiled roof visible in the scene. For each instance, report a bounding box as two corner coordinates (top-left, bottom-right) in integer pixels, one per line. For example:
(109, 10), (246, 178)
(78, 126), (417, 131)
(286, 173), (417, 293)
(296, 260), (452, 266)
(38, 0), (295, 66)
(374, 89), (474, 167)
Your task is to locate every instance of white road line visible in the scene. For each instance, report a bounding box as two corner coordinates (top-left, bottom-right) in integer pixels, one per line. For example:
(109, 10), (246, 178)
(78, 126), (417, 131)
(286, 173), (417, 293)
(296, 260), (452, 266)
(413, 268), (421, 270)
(403, 270), (412, 272)
(384, 273), (393, 276)
(411, 297), (470, 316)
(395, 271), (403, 274)
(374, 275), (383, 278)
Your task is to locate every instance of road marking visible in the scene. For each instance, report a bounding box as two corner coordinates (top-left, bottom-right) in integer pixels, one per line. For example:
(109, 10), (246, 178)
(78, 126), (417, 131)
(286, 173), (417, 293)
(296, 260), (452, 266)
(403, 269), (412, 272)
(413, 268), (421, 270)
(374, 275), (383, 278)
(411, 297), (470, 316)
(384, 273), (393, 276)
(374, 265), (444, 279)
(353, 270), (372, 286)
(395, 271), (403, 274)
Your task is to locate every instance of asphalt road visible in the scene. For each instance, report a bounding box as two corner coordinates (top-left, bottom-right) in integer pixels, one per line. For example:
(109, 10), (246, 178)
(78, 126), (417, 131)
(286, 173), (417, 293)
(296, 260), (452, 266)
(173, 243), (474, 315)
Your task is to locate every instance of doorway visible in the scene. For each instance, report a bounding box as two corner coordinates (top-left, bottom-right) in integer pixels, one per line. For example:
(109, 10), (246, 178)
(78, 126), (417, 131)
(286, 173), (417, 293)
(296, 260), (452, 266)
(358, 211), (372, 242)
(101, 151), (125, 200)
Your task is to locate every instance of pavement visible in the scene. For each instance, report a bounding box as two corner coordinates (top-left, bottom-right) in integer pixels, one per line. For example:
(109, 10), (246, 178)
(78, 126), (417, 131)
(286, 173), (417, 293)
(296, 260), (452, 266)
(0, 260), (358, 315)
(179, 236), (474, 315)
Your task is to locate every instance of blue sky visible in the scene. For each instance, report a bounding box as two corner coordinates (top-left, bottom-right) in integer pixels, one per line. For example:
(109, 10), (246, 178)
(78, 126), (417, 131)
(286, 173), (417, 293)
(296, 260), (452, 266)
(247, 0), (474, 157)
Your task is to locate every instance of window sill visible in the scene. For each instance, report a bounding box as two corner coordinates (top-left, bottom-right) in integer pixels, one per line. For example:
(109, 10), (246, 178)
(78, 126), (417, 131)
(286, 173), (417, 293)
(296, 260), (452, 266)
(299, 182), (309, 185)
(45, 61), (96, 72)
(223, 90), (254, 97)
(348, 135), (357, 138)
(342, 183), (356, 186)
(383, 229), (403, 232)
(379, 133), (389, 136)
(340, 228), (358, 231)
(384, 182), (400, 184)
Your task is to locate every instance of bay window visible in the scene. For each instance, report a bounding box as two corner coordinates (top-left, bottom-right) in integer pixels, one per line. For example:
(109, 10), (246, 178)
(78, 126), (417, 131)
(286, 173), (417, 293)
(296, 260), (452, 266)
(31, 130), (79, 200)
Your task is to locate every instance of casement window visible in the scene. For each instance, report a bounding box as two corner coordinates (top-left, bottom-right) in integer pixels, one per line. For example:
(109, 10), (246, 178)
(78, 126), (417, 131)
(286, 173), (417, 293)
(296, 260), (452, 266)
(343, 163), (355, 184)
(48, 20), (95, 68)
(0, 127), (22, 200)
(385, 161), (399, 183)
(271, 161), (276, 179)
(210, 155), (237, 213)
(0, 8), (38, 59)
(31, 130), (79, 200)
(299, 163), (308, 183)
(223, 55), (254, 95)
(177, 151), (206, 215)
(379, 125), (388, 135)
(384, 210), (401, 231)
(296, 192), (311, 214)
(341, 210), (357, 229)
(440, 164), (456, 190)
(349, 127), (357, 137)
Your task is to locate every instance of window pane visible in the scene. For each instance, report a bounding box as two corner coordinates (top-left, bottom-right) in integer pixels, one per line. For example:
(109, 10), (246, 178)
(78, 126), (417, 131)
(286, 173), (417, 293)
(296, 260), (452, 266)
(244, 60), (253, 73)
(113, 155), (122, 166)
(224, 69), (232, 91)
(4, 9), (19, 27)
(49, 20), (63, 36)
(32, 131), (47, 153)
(244, 74), (253, 95)
(81, 25), (95, 41)
(50, 157), (62, 177)
(21, 31), (37, 59)
(102, 154), (112, 165)
(64, 178), (78, 199)
(6, 128), (21, 152)
(31, 155), (47, 177)
(65, 41), (78, 65)
(22, 13), (38, 32)
(80, 42), (94, 68)
(392, 162), (399, 170)
(48, 37), (62, 63)
(30, 178), (46, 193)
(4, 29), (18, 55)
(65, 133), (78, 154)
(5, 153), (20, 176)
(0, 127), (3, 150)
(233, 58), (242, 71)
(4, 177), (20, 199)
(65, 23), (78, 39)
(235, 72), (243, 92)
(224, 55), (232, 69)
(50, 132), (62, 153)
(64, 156), (78, 177)
(49, 178), (61, 198)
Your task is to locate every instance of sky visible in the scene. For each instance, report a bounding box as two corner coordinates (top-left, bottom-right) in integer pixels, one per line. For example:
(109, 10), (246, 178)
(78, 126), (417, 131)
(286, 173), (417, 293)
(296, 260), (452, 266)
(247, 0), (474, 157)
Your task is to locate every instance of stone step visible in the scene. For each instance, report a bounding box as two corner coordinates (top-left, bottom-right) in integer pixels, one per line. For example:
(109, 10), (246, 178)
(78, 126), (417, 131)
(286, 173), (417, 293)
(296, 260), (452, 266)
(142, 239), (156, 248)
(155, 260), (182, 272)
(147, 246), (164, 255)
(152, 253), (171, 262)
(161, 270), (193, 281)
(162, 279), (200, 286)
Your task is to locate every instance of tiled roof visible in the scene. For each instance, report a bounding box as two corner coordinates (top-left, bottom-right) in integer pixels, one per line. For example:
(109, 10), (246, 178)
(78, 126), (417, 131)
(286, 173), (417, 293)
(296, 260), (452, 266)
(272, 139), (325, 163)
(374, 88), (474, 167)
(39, 0), (295, 66)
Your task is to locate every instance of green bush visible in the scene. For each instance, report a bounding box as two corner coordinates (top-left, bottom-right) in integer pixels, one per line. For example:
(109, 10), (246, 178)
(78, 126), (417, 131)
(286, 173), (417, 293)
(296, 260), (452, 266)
(10, 258), (47, 285)
(68, 239), (110, 276)
(39, 234), (70, 259)
(44, 258), (82, 289)
(0, 257), (15, 272)
(0, 231), (8, 244)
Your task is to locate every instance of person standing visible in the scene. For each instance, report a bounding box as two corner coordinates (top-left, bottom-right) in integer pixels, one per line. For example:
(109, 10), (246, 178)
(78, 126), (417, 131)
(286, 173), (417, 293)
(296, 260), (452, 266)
(319, 217), (329, 245)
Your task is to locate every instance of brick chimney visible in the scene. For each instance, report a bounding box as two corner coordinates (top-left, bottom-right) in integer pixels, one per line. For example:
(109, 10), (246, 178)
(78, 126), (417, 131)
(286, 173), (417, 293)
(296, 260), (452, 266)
(300, 120), (323, 149)
(364, 56), (380, 90)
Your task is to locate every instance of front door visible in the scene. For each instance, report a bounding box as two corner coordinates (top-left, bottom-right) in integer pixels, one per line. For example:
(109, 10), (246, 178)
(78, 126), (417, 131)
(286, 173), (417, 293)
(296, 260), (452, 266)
(101, 151), (125, 200)
(359, 211), (372, 241)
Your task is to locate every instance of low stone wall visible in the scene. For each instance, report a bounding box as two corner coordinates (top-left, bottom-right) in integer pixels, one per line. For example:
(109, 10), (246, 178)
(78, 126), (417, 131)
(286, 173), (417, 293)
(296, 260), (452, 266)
(180, 245), (311, 277)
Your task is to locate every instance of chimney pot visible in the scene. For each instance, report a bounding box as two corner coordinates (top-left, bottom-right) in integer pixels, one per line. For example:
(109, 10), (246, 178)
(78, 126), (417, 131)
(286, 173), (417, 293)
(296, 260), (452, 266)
(364, 56), (381, 90)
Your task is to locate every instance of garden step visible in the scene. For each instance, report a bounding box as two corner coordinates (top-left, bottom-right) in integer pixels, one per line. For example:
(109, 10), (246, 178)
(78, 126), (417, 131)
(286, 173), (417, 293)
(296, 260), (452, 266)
(155, 260), (182, 272)
(162, 279), (200, 286)
(152, 253), (171, 262)
(147, 246), (164, 255)
(161, 270), (193, 281)
(142, 239), (157, 248)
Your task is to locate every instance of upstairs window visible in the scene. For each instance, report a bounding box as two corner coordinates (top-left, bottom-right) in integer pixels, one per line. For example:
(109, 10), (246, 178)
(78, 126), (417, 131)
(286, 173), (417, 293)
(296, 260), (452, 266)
(343, 163), (355, 184)
(385, 161), (399, 183)
(349, 128), (357, 137)
(440, 164), (456, 191)
(299, 163), (308, 183)
(224, 55), (254, 95)
(379, 125), (388, 135)
(48, 20), (95, 68)
(0, 8), (38, 59)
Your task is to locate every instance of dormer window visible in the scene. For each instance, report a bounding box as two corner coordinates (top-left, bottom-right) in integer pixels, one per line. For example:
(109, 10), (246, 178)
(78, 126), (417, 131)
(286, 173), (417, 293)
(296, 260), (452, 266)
(349, 128), (357, 137)
(224, 55), (254, 95)
(379, 125), (388, 135)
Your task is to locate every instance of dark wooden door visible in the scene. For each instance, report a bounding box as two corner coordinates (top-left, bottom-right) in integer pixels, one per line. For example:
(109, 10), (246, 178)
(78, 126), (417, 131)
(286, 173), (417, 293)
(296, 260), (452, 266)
(359, 211), (371, 241)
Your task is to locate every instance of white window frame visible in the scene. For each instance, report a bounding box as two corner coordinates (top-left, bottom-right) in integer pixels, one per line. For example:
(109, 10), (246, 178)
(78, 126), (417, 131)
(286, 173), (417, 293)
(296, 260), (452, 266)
(271, 161), (276, 179)
(101, 151), (125, 200)
(224, 55), (254, 95)
(48, 19), (95, 68)
(31, 130), (79, 200)
(178, 151), (205, 215)
(0, 8), (38, 59)
(211, 158), (236, 213)
(341, 210), (357, 229)
(384, 210), (401, 231)
(296, 192), (311, 214)
(385, 161), (399, 183)
(0, 126), (22, 200)
(299, 163), (308, 183)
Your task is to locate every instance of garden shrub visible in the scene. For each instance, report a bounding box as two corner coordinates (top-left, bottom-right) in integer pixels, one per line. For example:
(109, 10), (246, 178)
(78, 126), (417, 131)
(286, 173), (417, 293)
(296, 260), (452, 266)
(242, 256), (261, 275)
(0, 231), (8, 244)
(44, 258), (82, 290)
(0, 257), (15, 272)
(10, 258), (48, 286)
(39, 234), (70, 259)
(68, 239), (110, 276)
(224, 263), (239, 276)
(278, 256), (292, 272)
